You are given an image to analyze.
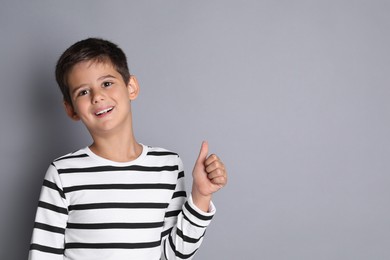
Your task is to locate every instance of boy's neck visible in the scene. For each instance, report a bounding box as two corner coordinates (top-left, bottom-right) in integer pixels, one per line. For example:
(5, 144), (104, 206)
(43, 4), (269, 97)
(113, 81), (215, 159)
(89, 131), (142, 163)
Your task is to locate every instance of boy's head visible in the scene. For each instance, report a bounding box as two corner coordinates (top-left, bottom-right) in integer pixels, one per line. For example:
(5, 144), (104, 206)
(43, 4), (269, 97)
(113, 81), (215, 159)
(55, 38), (131, 106)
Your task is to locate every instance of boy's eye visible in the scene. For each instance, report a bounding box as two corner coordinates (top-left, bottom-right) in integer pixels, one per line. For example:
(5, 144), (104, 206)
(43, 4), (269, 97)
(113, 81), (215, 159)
(78, 90), (89, 96)
(103, 82), (113, 87)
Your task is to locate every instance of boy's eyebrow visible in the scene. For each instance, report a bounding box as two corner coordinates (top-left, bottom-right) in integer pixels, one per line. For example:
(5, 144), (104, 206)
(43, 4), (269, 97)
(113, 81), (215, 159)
(98, 74), (117, 81)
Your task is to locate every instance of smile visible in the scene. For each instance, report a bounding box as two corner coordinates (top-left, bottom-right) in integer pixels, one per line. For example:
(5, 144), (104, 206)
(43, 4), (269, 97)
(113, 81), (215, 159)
(95, 107), (114, 116)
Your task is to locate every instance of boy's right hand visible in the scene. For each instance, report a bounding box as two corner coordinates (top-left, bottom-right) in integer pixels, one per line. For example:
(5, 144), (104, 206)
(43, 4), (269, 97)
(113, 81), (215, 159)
(191, 141), (227, 212)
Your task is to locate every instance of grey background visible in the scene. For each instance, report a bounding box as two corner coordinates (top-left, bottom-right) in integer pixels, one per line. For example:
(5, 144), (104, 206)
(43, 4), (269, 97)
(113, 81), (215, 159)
(1, 1), (389, 259)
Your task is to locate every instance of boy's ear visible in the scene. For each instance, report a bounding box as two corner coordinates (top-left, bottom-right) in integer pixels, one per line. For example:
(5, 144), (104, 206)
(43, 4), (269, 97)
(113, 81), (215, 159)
(127, 75), (140, 101)
(64, 101), (80, 121)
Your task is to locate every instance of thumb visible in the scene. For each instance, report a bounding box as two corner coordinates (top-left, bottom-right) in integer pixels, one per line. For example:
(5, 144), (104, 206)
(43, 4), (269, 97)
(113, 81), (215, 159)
(196, 141), (209, 165)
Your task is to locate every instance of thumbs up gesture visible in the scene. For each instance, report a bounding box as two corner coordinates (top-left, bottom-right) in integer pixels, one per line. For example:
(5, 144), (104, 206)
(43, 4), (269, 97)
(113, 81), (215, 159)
(191, 141), (227, 212)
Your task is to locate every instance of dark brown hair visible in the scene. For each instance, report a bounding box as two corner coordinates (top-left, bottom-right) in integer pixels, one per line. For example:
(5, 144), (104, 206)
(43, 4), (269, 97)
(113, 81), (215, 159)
(55, 38), (130, 105)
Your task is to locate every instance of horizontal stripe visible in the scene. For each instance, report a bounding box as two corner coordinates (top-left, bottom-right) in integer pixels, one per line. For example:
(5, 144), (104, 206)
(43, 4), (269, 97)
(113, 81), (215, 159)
(34, 222), (65, 234)
(178, 171), (185, 179)
(64, 183), (176, 193)
(161, 227), (173, 238)
(38, 201), (68, 215)
(54, 154), (89, 162)
(43, 180), (66, 199)
(165, 210), (181, 218)
(67, 222), (164, 229)
(30, 243), (64, 255)
(185, 202), (213, 221)
(172, 191), (187, 199)
(168, 235), (197, 259)
(68, 202), (169, 211)
(65, 241), (161, 249)
(58, 165), (178, 174)
(183, 212), (206, 228)
(147, 151), (178, 156)
(176, 228), (204, 244)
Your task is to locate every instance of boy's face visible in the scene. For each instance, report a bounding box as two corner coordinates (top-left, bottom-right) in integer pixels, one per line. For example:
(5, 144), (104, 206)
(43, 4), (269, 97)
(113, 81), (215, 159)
(64, 60), (139, 135)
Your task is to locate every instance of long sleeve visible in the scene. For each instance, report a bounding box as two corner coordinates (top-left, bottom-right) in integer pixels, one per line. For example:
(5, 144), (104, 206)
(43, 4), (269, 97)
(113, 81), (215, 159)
(29, 164), (68, 260)
(161, 158), (216, 259)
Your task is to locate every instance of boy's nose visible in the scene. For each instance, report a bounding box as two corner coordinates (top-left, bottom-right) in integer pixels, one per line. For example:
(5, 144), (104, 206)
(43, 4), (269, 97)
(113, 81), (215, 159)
(91, 89), (105, 103)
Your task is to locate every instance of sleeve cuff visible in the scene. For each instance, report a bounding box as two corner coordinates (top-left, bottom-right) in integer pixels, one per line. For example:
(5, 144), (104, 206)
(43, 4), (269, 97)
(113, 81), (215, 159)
(182, 195), (216, 227)
(188, 195), (216, 215)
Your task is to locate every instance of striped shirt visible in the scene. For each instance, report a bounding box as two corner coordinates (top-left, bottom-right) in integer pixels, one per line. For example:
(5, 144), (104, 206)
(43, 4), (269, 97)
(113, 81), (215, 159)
(29, 144), (215, 260)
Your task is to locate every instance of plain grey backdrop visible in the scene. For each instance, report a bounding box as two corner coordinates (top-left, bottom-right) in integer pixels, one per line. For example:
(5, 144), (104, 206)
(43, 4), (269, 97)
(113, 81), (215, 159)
(1, 0), (389, 259)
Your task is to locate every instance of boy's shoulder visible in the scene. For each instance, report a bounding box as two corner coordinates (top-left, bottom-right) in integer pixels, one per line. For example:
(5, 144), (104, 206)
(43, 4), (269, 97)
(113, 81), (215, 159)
(50, 147), (90, 169)
(53, 148), (89, 162)
(145, 145), (180, 157)
(143, 145), (183, 166)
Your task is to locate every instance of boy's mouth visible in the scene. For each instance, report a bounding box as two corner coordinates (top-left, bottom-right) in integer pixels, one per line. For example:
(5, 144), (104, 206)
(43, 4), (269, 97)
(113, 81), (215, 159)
(95, 107), (114, 116)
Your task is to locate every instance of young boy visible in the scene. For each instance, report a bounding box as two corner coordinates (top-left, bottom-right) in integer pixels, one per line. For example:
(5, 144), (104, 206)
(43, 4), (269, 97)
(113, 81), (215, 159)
(28, 38), (227, 260)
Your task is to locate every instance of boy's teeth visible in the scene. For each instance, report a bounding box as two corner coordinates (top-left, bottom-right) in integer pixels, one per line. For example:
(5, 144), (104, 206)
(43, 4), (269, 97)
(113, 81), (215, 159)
(96, 107), (113, 115)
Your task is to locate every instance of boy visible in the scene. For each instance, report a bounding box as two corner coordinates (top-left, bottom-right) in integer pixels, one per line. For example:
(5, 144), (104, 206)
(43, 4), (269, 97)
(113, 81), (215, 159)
(28, 38), (227, 260)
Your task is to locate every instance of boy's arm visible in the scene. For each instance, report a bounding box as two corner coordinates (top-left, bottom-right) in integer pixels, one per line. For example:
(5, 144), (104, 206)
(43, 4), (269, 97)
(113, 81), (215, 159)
(29, 164), (68, 260)
(161, 158), (215, 260)
(161, 142), (227, 259)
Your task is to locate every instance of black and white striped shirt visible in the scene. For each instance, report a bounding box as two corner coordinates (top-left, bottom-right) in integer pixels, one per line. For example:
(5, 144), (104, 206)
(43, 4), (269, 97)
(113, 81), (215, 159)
(29, 144), (215, 260)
